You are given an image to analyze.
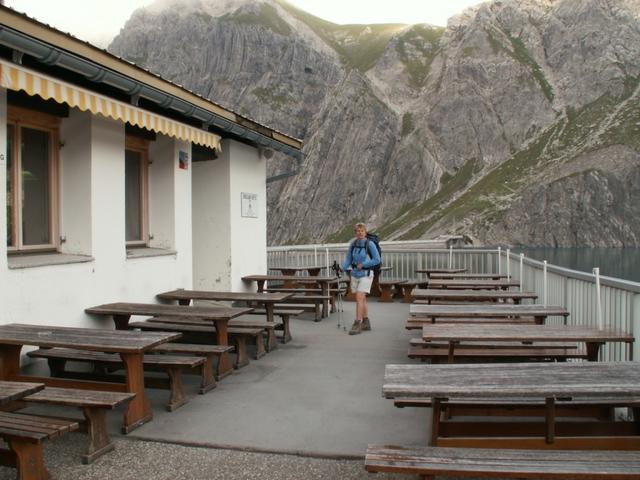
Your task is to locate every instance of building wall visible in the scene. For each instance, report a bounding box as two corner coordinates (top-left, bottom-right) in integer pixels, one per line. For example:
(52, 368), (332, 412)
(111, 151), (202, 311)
(0, 95), (194, 359)
(192, 139), (267, 292)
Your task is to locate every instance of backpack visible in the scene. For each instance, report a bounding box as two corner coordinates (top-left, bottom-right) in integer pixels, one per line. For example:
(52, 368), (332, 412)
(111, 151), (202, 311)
(350, 232), (382, 272)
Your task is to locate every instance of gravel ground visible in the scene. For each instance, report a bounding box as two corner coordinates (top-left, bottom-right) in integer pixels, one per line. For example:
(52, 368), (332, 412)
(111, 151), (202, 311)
(0, 435), (416, 480)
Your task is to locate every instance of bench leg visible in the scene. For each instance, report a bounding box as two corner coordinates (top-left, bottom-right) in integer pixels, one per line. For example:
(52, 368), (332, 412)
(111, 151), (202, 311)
(254, 334), (266, 360)
(7, 440), (49, 480)
(265, 329), (277, 353)
(81, 407), (115, 464)
(165, 367), (189, 412)
(198, 355), (217, 394)
(330, 295), (336, 314)
(402, 286), (414, 303)
(378, 285), (394, 302)
(280, 315), (292, 343)
(314, 304), (322, 322)
(233, 337), (250, 369)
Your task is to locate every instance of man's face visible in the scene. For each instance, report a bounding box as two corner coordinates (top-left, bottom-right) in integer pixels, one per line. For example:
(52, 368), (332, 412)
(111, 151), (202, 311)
(355, 226), (366, 240)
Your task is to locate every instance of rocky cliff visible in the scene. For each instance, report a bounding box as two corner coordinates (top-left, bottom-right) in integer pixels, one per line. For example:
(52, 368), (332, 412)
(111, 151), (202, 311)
(109, 0), (640, 246)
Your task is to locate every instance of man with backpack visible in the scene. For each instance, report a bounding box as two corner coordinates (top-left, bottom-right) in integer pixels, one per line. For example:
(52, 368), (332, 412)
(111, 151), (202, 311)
(340, 222), (381, 335)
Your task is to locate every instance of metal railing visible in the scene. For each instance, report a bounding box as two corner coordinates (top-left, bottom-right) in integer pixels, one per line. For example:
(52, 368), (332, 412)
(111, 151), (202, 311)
(268, 243), (639, 361)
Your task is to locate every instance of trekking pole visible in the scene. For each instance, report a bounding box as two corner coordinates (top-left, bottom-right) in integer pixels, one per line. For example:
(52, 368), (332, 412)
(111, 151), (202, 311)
(332, 261), (345, 330)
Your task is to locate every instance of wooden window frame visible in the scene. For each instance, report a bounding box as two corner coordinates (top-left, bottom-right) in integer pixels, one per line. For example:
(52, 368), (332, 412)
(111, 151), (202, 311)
(6, 106), (60, 253)
(125, 136), (149, 248)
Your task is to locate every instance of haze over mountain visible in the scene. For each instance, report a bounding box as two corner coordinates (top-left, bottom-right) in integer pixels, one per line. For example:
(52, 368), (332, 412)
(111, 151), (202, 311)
(109, 0), (640, 246)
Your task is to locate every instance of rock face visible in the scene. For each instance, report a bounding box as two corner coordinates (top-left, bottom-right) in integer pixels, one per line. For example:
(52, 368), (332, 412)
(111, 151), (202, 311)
(109, 0), (640, 246)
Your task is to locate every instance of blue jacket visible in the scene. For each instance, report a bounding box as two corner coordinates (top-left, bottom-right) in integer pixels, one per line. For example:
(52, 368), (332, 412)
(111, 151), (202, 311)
(341, 238), (381, 278)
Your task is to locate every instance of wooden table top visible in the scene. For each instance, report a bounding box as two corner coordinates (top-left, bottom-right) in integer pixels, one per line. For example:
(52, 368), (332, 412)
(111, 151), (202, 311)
(85, 302), (253, 320)
(429, 273), (510, 279)
(0, 323), (180, 353)
(410, 304), (569, 318)
(269, 266), (322, 271)
(0, 381), (44, 405)
(412, 289), (538, 300)
(421, 324), (634, 343)
(427, 279), (521, 289)
(383, 362), (640, 399)
(415, 268), (467, 274)
(157, 289), (293, 303)
(242, 274), (338, 282)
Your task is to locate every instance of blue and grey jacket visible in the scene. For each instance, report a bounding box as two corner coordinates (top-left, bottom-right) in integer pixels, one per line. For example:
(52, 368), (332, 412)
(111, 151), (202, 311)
(341, 238), (381, 278)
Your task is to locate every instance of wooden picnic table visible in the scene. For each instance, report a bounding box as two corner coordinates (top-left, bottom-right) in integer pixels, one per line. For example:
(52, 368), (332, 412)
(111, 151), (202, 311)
(410, 304), (569, 325)
(156, 290), (292, 323)
(343, 266), (392, 300)
(383, 361), (640, 449)
(415, 268), (467, 277)
(85, 302), (252, 379)
(269, 265), (323, 276)
(242, 274), (338, 318)
(412, 288), (538, 304)
(429, 273), (510, 280)
(0, 323), (179, 433)
(421, 324), (634, 362)
(427, 278), (520, 290)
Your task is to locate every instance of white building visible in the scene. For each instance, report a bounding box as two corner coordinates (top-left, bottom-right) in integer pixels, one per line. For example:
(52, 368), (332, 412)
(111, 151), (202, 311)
(0, 7), (303, 333)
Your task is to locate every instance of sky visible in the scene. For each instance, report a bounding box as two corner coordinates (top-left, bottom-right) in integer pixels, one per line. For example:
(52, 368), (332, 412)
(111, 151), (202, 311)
(5, 0), (486, 47)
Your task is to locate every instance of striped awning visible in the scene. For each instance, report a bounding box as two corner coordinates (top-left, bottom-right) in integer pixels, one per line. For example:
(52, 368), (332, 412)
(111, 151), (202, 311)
(0, 59), (221, 151)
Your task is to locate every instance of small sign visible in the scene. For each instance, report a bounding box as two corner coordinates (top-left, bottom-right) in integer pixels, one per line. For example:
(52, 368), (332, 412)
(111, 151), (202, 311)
(179, 150), (189, 170)
(241, 192), (258, 218)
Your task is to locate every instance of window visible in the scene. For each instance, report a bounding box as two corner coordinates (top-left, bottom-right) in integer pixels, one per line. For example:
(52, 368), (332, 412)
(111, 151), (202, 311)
(125, 136), (149, 246)
(6, 106), (59, 252)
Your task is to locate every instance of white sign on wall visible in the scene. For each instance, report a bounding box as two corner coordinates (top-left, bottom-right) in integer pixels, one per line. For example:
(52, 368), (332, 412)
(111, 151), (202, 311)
(241, 192), (258, 218)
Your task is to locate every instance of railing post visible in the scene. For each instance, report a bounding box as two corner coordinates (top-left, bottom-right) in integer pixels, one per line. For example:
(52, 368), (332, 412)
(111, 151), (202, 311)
(448, 246), (453, 269)
(543, 260), (548, 307)
(594, 267), (603, 330)
(325, 247), (330, 274)
(314, 246), (318, 266)
(506, 249), (510, 279)
(519, 253), (524, 293)
(497, 247), (502, 274)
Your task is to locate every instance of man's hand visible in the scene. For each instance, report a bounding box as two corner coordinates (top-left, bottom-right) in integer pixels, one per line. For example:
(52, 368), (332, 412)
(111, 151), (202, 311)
(357, 262), (363, 270)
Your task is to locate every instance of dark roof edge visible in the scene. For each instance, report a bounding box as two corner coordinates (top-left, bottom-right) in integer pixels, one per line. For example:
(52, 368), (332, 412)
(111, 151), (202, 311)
(0, 6), (303, 159)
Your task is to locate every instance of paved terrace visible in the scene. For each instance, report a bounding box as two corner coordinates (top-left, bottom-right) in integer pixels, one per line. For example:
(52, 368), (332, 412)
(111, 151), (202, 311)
(9, 301), (430, 479)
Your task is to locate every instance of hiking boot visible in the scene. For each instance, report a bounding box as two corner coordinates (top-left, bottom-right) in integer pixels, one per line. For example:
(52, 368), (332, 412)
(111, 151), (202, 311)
(362, 317), (371, 331)
(348, 320), (362, 335)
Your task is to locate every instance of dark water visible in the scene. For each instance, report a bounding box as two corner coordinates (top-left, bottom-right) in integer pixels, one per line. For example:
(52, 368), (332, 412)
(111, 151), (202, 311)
(512, 248), (640, 283)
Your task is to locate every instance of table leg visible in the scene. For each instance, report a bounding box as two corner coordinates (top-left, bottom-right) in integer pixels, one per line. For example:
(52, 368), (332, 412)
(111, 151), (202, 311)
(256, 280), (265, 293)
(534, 315), (544, 325)
(264, 303), (277, 350)
(447, 342), (458, 364)
(586, 342), (604, 362)
(431, 398), (442, 446)
(178, 299), (191, 306)
(545, 397), (556, 444)
(307, 268), (322, 276)
(320, 282), (329, 318)
(215, 320), (233, 379)
(0, 344), (22, 379)
(113, 315), (131, 330)
(119, 352), (153, 434)
(370, 271), (382, 297)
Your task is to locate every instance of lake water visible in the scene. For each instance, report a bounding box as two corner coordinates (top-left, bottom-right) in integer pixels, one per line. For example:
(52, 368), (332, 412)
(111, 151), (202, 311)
(512, 247), (640, 283)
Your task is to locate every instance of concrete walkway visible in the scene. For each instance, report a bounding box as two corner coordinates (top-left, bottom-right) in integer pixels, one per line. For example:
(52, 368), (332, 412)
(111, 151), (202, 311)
(12, 300), (432, 479)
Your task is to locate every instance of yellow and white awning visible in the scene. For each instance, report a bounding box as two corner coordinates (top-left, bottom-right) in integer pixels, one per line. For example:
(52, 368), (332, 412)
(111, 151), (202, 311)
(0, 59), (221, 151)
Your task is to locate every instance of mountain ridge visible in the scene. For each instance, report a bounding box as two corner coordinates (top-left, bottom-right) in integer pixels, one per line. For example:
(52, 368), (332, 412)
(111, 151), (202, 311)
(109, 0), (640, 246)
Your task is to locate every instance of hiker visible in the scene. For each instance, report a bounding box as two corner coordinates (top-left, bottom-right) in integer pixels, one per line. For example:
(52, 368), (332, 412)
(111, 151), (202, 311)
(340, 222), (381, 335)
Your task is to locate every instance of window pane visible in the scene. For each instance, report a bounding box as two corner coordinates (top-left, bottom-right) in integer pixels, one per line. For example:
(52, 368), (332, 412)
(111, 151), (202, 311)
(21, 127), (50, 246)
(6, 124), (14, 247)
(125, 149), (142, 242)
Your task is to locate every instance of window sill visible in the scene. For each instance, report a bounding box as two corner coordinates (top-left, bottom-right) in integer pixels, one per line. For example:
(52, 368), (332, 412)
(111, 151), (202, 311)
(126, 247), (177, 259)
(8, 252), (94, 270)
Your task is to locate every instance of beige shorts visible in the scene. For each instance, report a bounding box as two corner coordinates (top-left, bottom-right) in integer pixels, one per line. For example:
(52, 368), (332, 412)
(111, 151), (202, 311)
(350, 272), (373, 294)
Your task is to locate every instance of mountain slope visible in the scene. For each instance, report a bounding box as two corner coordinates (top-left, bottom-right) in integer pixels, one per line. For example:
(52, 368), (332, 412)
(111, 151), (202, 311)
(109, 0), (640, 246)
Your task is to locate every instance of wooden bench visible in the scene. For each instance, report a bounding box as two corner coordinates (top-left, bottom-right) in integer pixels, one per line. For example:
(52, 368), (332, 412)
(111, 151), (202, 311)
(365, 445), (640, 479)
(150, 315), (278, 353)
(129, 321), (264, 369)
(24, 387), (134, 464)
(406, 317), (537, 329)
(407, 344), (588, 363)
(392, 395), (640, 420)
(399, 280), (429, 303)
(274, 300), (326, 322)
(151, 343), (233, 390)
(27, 348), (204, 412)
(378, 279), (407, 302)
(0, 411), (78, 480)
(246, 308), (304, 343)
